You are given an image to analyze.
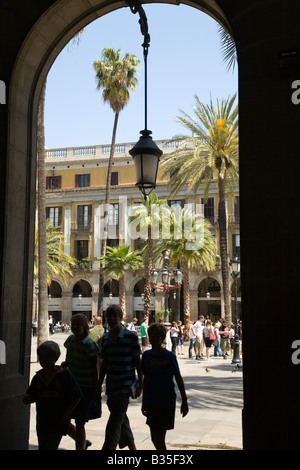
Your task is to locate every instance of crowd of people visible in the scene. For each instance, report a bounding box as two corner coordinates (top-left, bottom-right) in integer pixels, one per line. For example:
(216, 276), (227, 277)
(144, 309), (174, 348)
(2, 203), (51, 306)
(189, 315), (242, 361)
(25, 307), (189, 451)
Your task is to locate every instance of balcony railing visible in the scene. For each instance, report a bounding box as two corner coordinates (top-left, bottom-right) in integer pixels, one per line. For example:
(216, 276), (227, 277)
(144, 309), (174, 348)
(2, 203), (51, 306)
(71, 222), (93, 232)
(228, 215), (240, 225)
(72, 259), (93, 271)
(45, 139), (183, 161)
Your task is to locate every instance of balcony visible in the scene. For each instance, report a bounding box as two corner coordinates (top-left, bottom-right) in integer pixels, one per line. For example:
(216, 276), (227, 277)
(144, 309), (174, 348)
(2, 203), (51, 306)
(228, 215), (240, 225)
(72, 259), (93, 272)
(71, 222), (93, 233)
(45, 139), (183, 162)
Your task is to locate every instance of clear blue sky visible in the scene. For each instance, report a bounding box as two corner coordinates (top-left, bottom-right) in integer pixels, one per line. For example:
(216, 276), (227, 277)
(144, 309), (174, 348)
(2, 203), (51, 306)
(45, 3), (238, 149)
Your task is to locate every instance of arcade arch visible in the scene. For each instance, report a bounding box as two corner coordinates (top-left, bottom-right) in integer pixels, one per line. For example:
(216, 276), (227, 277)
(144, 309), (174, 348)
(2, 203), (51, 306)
(198, 277), (222, 321)
(72, 279), (93, 320)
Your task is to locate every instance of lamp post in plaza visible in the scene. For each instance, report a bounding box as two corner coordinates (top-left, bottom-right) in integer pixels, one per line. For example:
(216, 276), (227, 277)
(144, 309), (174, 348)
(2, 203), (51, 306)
(127, 0), (163, 198)
(230, 254), (241, 364)
(150, 250), (182, 324)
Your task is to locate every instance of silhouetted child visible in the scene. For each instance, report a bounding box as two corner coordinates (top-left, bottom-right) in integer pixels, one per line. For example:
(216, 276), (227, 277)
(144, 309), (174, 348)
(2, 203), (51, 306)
(141, 323), (189, 450)
(23, 341), (82, 450)
(63, 313), (99, 450)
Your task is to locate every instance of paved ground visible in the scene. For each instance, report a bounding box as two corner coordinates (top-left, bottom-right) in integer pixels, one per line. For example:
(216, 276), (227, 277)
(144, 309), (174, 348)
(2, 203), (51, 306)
(28, 332), (243, 451)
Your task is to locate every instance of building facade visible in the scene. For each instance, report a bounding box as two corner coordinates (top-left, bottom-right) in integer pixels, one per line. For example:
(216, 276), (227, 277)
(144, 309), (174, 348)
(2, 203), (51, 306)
(42, 139), (240, 325)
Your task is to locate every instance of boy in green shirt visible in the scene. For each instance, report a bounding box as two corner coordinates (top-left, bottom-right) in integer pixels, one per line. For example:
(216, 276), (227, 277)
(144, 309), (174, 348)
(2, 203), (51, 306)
(140, 317), (148, 352)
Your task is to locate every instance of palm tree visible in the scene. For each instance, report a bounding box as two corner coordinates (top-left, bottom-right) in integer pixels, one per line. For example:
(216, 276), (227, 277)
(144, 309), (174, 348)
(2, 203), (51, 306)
(217, 24), (237, 73)
(93, 48), (140, 315)
(34, 220), (76, 346)
(161, 94), (238, 322)
(128, 192), (167, 318)
(99, 244), (143, 319)
(36, 31), (84, 345)
(34, 220), (76, 285)
(153, 205), (216, 335)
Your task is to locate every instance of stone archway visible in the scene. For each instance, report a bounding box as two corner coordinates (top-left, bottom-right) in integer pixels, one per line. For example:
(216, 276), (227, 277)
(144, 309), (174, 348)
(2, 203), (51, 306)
(0, 1), (252, 451)
(2, 0), (300, 451)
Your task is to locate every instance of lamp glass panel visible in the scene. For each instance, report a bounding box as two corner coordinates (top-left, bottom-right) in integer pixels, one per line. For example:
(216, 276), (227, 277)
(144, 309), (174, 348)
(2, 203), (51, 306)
(134, 154), (159, 187)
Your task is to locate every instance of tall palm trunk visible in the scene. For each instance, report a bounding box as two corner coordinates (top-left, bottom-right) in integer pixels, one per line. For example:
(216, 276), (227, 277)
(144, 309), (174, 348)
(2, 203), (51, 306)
(143, 224), (153, 319)
(182, 257), (190, 340)
(218, 177), (231, 322)
(118, 274), (126, 320)
(98, 112), (119, 315)
(37, 79), (49, 346)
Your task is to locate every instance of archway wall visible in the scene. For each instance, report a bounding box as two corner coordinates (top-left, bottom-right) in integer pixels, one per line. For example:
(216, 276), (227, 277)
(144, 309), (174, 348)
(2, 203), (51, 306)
(1, 0), (300, 450)
(218, 0), (300, 449)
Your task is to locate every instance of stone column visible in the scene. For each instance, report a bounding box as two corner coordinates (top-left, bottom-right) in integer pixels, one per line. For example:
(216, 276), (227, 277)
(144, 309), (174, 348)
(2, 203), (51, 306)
(189, 290), (199, 322)
(61, 292), (72, 324)
(93, 202), (101, 258)
(64, 203), (71, 256)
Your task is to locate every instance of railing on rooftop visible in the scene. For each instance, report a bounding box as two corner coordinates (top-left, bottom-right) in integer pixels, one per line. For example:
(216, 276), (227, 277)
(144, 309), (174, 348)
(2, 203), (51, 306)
(45, 140), (184, 160)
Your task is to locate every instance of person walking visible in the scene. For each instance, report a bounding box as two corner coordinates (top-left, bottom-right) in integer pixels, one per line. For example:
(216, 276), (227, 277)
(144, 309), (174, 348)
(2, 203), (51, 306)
(188, 322), (196, 358)
(127, 317), (138, 331)
(219, 319), (231, 359)
(230, 323), (235, 356)
(49, 315), (54, 334)
(194, 315), (204, 360)
(140, 317), (148, 352)
(177, 321), (184, 355)
(24, 341), (82, 450)
(237, 320), (243, 358)
(141, 323), (189, 450)
(89, 316), (105, 343)
(203, 320), (215, 360)
(98, 304), (142, 450)
(63, 314), (99, 450)
(213, 322), (222, 356)
(170, 322), (179, 354)
(32, 319), (38, 337)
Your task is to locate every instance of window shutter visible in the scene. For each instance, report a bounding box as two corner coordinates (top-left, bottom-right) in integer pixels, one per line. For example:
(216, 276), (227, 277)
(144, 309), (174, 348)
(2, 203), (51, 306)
(111, 172), (118, 185)
(77, 205), (83, 226)
(58, 206), (62, 227)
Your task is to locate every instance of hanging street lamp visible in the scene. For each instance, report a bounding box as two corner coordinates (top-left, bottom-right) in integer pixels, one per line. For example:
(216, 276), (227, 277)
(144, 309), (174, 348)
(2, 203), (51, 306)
(127, 0), (163, 197)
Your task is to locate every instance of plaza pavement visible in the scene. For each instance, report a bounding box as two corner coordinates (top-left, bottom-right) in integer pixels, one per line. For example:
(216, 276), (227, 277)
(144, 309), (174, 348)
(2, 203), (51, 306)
(28, 332), (243, 451)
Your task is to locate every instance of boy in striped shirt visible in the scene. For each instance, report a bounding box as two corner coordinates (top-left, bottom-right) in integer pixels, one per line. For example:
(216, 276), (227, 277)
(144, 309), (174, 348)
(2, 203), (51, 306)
(98, 304), (142, 450)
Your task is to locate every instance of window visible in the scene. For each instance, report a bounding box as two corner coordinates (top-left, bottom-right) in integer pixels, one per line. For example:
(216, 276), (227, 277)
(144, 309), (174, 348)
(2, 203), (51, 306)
(106, 238), (119, 248)
(201, 197), (215, 222)
(110, 172), (119, 186)
(234, 196), (240, 224)
(108, 203), (119, 227)
(232, 234), (240, 258)
(46, 206), (62, 227)
(75, 240), (89, 260)
(46, 175), (61, 189)
(75, 174), (90, 188)
(77, 205), (92, 229)
(168, 199), (185, 208)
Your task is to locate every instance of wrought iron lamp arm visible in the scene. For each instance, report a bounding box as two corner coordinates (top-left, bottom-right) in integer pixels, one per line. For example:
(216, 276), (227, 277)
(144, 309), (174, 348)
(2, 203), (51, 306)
(126, 0), (150, 130)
